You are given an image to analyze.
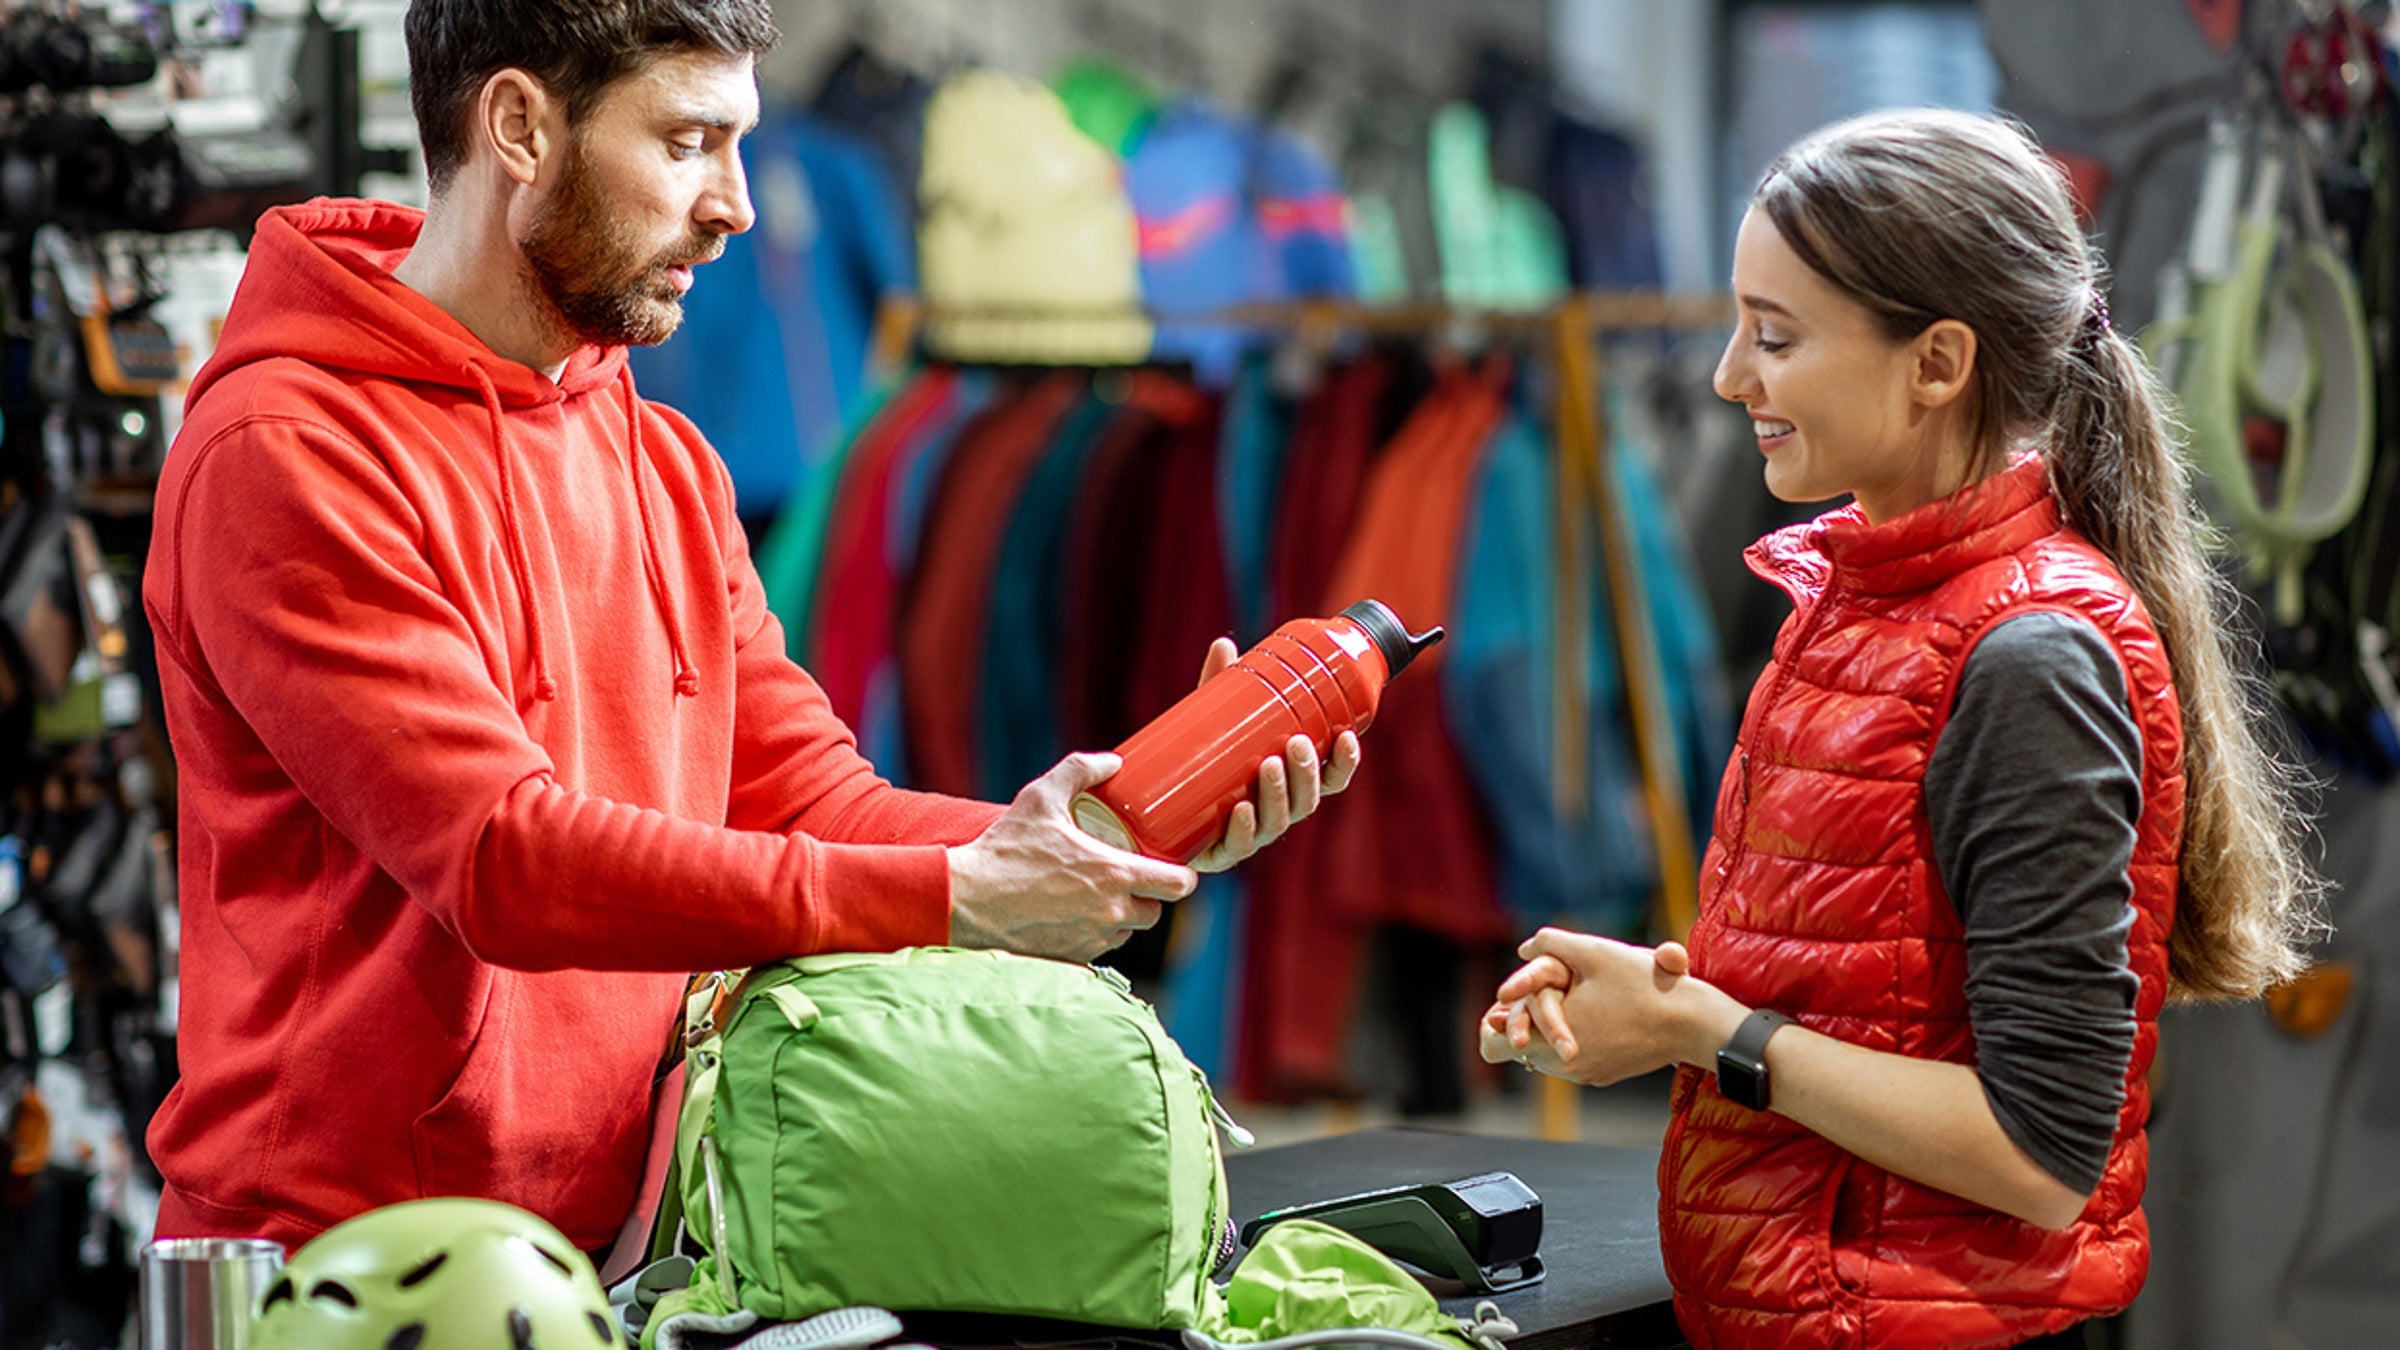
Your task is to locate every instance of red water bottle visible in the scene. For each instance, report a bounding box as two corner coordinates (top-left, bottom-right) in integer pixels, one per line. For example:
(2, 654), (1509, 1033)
(1071, 599), (1443, 863)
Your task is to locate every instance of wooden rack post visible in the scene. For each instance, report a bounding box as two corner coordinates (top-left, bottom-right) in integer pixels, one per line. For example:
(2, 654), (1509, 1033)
(1550, 298), (1702, 944)
(880, 292), (1736, 1141)
(1538, 297), (1724, 1142)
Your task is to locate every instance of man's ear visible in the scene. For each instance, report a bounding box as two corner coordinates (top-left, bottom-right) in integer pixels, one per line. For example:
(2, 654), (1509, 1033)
(1909, 318), (1978, 410)
(475, 68), (558, 188)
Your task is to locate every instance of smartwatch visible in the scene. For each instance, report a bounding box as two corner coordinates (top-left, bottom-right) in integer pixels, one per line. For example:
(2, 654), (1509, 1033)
(1715, 1009), (1794, 1111)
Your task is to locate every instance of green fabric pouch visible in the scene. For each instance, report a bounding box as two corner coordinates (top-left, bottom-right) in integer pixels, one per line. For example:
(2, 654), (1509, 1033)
(1200, 1218), (1511, 1350)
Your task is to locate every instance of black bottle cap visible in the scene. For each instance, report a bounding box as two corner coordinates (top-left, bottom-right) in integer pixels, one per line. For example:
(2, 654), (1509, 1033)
(1340, 599), (1445, 678)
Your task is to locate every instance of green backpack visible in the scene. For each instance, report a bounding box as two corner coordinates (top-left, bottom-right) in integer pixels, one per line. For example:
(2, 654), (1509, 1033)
(640, 949), (1513, 1350)
(654, 949), (1238, 1334)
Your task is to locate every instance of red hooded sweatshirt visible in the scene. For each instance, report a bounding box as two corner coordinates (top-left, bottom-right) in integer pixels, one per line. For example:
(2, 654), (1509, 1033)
(143, 199), (1001, 1253)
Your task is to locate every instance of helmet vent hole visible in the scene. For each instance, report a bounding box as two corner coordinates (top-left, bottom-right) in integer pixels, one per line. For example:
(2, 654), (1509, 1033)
(310, 1280), (360, 1307)
(588, 1310), (617, 1343)
(397, 1252), (449, 1288)
(385, 1324), (427, 1350)
(532, 1244), (576, 1278)
(260, 1277), (295, 1311)
(509, 1307), (537, 1350)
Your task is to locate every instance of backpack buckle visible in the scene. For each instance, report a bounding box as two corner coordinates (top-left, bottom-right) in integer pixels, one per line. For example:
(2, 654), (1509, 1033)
(682, 970), (749, 1049)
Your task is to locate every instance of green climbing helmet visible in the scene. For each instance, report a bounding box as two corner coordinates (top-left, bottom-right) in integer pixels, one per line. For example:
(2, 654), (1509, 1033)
(250, 1197), (618, 1349)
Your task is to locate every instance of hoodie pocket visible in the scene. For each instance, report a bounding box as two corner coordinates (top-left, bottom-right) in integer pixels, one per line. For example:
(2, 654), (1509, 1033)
(411, 971), (517, 1199)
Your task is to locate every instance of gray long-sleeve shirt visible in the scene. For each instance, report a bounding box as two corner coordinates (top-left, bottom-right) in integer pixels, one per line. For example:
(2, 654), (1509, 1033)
(1925, 610), (2144, 1195)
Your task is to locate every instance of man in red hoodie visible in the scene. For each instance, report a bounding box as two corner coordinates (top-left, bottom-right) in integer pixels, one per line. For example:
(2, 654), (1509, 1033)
(142, 0), (1355, 1262)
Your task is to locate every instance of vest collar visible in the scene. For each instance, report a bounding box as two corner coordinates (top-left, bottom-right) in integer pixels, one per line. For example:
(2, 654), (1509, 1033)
(1747, 454), (2061, 601)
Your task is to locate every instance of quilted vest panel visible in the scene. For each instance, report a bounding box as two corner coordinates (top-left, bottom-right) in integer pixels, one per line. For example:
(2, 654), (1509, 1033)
(1659, 457), (2182, 1350)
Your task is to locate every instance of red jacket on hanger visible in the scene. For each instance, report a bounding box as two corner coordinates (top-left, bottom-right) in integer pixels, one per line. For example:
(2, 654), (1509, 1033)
(1238, 359), (1510, 1098)
(808, 367), (961, 726)
(899, 374), (1085, 797)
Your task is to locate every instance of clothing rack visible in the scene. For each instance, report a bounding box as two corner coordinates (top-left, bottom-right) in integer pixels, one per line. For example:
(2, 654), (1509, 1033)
(871, 293), (1736, 364)
(872, 291), (1737, 1140)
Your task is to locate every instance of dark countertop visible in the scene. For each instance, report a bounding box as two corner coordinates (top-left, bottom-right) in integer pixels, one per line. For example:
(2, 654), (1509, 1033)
(1225, 1127), (1683, 1350)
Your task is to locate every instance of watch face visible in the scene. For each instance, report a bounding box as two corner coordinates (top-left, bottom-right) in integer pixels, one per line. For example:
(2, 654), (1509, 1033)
(1716, 1051), (1767, 1111)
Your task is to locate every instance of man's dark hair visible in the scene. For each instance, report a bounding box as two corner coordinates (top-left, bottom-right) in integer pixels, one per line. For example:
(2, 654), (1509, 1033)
(406, 0), (779, 194)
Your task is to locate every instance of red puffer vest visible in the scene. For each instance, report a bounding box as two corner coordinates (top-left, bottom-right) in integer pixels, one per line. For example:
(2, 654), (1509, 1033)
(1660, 457), (2182, 1349)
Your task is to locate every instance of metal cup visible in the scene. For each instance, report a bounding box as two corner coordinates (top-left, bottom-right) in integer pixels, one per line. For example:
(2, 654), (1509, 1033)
(139, 1237), (285, 1350)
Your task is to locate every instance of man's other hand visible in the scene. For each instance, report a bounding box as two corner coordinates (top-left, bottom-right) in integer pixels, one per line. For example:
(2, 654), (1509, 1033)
(1186, 636), (1362, 873)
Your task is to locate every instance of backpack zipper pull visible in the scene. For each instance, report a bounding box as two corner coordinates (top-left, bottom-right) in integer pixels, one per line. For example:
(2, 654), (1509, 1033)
(1195, 1068), (1255, 1148)
(1459, 1300), (1520, 1350)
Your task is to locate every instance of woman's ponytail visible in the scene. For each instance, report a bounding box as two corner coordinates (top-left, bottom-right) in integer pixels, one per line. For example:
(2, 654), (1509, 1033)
(2051, 321), (2322, 999)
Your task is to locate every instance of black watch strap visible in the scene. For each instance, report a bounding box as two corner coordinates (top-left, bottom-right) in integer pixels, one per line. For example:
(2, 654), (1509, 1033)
(1715, 1009), (1795, 1111)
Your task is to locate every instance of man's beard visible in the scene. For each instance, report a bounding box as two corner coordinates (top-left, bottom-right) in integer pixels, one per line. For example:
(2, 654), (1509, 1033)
(518, 138), (724, 348)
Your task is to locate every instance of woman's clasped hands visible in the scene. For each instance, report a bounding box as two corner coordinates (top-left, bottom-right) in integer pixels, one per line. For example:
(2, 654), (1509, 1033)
(1480, 928), (1743, 1086)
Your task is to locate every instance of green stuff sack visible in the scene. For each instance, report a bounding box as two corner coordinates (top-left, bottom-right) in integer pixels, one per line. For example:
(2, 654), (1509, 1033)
(667, 948), (1241, 1334)
(1199, 1218), (1514, 1350)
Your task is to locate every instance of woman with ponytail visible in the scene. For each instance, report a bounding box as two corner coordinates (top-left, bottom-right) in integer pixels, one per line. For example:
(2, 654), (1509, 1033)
(1481, 108), (2320, 1349)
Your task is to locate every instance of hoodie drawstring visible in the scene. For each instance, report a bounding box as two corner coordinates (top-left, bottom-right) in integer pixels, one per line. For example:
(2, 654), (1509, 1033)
(473, 369), (559, 703)
(621, 378), (700, 698)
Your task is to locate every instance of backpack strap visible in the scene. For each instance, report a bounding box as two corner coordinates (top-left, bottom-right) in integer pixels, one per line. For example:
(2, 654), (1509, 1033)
(668, 969), (753, 1306)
